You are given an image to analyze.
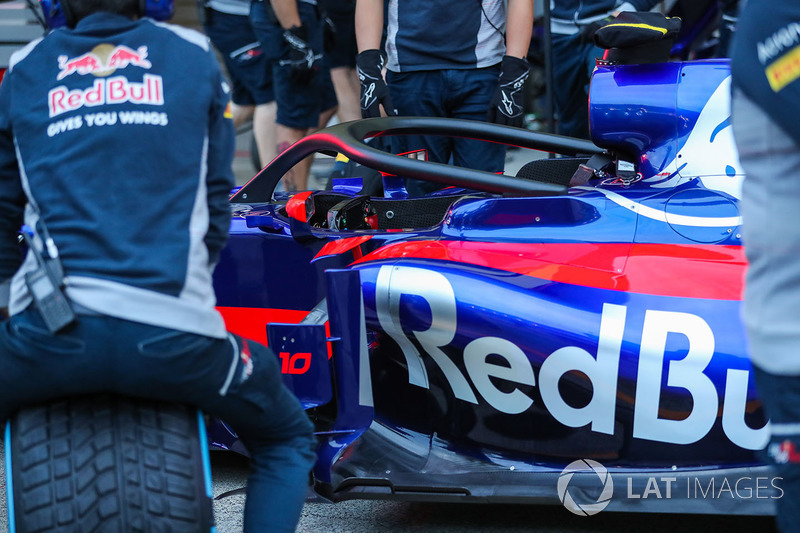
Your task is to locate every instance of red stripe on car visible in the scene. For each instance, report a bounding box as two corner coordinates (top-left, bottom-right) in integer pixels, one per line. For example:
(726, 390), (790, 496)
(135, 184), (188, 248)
(354, 241), (745, 300)
(217, 306), (310, 346)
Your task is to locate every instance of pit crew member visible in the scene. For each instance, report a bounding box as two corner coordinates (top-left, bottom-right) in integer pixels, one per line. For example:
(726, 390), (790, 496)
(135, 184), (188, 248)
(249, 0), (338, 191)
(731, 0), (800, 531)
(354, 0), (534, 197)
(0, 0), (315, 530)
(202, 0), (278, 169)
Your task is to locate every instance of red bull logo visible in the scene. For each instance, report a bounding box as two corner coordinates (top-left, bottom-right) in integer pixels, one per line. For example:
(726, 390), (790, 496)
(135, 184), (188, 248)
(57, 44), (152, 80)
(48, 74), (164, 117)
(106, 46), (152, 70)
(56, 52), (102, 80)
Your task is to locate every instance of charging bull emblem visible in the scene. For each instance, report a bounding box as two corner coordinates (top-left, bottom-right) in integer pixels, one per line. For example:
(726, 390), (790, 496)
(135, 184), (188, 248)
(57, 44), (152, 80)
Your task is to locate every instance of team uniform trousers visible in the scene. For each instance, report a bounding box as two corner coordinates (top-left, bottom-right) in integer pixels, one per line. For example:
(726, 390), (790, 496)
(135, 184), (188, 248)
(321, 0), (356, 69)
(386, 66), (506, 197)
(204, 8), (275, 106)
(0, 308), (316, 533)
(733, 90), (800, 532)
(550, 32), (604, 139)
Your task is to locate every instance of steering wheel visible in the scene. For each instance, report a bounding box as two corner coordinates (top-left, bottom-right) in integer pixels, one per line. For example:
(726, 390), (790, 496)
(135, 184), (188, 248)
(324, 195), (372, 231)
(230, 117), (605, 204)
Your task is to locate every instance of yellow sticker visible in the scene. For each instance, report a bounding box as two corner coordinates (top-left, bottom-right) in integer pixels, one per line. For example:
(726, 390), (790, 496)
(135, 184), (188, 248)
(766, 44), (800, 92)
(223, 101), (233, 119)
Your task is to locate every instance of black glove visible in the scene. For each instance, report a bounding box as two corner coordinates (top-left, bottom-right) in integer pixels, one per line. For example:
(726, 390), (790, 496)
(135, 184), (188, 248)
(281, 25), (320, 85)
(580, 15), (615, 44)
(487, 55), (530, 128)
(356, 49), (396, 118)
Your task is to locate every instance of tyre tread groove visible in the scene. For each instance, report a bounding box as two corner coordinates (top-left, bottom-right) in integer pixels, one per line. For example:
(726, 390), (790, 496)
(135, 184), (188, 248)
(10, 395), (213, 532)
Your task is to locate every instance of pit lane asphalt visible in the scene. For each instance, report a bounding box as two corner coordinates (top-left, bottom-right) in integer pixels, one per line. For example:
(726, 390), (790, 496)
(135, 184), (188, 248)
(0, 439), (780, 532)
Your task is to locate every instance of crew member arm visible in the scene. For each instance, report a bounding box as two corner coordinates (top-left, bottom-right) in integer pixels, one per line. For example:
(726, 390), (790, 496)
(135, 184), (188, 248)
(355, 0), (383, 52)
(269, 0), (302, 29)
(204, 57), (236, 266)
(0, 79), (25, 310)
(506, 0), (534, 59)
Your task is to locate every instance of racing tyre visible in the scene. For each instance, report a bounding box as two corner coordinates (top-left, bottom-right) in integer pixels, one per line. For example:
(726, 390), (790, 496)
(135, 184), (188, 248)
(5, 395), (214, 532)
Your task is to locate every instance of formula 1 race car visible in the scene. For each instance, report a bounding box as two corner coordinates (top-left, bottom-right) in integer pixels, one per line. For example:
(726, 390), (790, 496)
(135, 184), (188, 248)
(210, 54), (774, 516)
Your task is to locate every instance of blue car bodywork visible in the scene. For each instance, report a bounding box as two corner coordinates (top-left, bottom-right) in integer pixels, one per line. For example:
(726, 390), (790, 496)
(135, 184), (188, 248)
(211, 58), (773, 515)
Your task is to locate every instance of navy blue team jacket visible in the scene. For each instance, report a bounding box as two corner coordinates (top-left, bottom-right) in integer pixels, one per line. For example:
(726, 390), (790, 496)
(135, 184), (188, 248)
(0, 12), (235, 338)
(731, 0), (800, 147)
(384, 0), (506, 72)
